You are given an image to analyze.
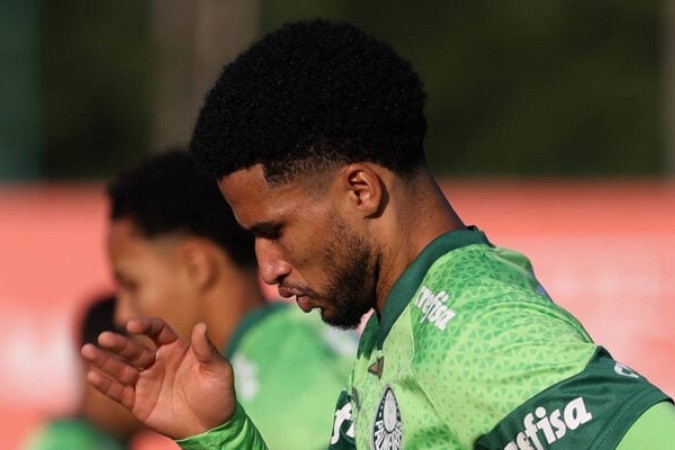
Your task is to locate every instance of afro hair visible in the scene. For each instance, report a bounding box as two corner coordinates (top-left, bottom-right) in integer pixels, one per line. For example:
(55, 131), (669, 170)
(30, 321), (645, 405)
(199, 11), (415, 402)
(190, 19), (428, 183)
(78, 294), (119, 348)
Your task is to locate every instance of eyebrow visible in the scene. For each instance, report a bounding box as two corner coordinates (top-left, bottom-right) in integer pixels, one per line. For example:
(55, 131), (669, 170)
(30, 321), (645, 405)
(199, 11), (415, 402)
(113, 270), (131, 285)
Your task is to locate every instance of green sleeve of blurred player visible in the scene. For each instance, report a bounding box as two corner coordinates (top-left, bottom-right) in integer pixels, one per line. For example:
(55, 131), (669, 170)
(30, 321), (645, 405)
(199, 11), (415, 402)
(22, 417), (127, 450)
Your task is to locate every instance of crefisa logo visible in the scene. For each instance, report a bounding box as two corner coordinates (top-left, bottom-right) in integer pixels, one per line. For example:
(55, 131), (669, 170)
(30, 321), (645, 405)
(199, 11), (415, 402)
(371, 386), (403, 450)
(503, 396), (593, 450)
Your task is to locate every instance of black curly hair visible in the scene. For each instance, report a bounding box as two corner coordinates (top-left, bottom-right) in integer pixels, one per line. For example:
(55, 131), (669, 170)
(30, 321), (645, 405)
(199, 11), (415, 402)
(190, 19), (428, 185)
(107, 149), (256, 268)
(79, 294), (119, 348)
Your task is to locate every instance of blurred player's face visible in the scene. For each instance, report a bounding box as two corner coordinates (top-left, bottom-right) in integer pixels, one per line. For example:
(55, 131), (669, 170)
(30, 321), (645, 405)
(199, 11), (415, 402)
(218, 165), (376, 329)
(106, 218), (205, 339)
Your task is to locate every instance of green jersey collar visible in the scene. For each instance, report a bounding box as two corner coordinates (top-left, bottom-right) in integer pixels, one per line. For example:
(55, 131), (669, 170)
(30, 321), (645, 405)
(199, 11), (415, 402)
(224, 302), (287, 358)
(376, 226), (490, 349)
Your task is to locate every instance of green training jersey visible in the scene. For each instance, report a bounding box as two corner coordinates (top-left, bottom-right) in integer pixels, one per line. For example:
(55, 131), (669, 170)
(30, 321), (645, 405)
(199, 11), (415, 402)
(21, 417), (128, 450)
(329, 228), (671, 449)
(177, 228), (672, 450)
(224, 302), (358, 450)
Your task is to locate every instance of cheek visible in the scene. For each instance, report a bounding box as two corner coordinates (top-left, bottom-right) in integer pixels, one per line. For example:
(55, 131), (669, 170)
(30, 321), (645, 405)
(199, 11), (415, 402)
(282, 223), (329, 265)
(281, 239), (319, 275)
(147, 275), (200, 324)
(132, 274), (180, 317)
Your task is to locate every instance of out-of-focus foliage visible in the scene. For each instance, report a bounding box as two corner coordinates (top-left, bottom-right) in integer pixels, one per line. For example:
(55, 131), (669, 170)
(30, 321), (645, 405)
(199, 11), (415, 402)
(262, 0), (663, 176)
(0, 0), (41, 180)
(34, 0), (661, 178)
(41, 0), (153, 179)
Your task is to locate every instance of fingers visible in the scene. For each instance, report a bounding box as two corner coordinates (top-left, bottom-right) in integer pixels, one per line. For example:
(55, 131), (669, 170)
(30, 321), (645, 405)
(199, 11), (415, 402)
(97, 331), (156, 371)
(126, 317), (180, 347)
(86, 367), (136, 411)
(191, 322), (221, 364)
(81, 343), (142, 386)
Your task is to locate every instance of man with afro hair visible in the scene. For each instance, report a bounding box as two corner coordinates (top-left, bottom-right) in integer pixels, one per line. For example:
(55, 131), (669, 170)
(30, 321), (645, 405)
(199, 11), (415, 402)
(84, 19), (674, 449)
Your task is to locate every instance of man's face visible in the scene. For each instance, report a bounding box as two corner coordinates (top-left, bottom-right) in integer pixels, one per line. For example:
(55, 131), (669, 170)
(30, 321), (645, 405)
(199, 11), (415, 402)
(106, 218), (204, 339)
(218, 165), (376, 329)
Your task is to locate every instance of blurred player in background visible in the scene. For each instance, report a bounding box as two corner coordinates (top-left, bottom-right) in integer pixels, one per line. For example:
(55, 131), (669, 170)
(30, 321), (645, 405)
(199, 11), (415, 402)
(104, 149), (357, 449)
(22, 294), (143, 450)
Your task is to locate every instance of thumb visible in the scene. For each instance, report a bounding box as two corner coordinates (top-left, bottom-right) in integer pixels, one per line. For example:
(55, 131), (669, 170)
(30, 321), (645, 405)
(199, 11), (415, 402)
(191, 322), (221, 364)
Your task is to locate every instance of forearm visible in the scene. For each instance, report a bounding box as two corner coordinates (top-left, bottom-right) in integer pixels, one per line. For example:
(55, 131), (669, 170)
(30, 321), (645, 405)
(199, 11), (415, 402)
(176, 402), (268, 450)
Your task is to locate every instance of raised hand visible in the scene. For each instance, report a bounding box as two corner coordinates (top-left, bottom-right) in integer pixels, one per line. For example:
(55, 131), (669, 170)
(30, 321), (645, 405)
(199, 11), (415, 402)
(81, 317), (236, 439)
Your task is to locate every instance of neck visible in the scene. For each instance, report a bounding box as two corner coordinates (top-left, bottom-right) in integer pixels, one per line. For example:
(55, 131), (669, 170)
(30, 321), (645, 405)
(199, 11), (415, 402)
(374, 168), (464, 314)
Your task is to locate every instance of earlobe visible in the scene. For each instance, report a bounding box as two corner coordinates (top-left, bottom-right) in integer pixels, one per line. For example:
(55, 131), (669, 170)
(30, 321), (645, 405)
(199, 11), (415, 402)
(183, 244), (215, 290)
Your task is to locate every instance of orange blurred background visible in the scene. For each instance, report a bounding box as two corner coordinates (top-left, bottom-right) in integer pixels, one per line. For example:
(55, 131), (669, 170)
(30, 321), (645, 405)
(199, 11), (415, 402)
(1, 179), (673, 449)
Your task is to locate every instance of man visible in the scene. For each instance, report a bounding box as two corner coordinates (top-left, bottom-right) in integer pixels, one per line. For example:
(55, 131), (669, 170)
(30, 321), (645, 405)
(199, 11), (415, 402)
(23, 294), (144, 450)
(83, 20), (675, 449)
(103, 149), (356, 449)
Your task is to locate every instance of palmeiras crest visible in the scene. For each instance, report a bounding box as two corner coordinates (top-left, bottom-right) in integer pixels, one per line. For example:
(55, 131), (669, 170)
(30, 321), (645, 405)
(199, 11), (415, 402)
(371, 386), (403, 450)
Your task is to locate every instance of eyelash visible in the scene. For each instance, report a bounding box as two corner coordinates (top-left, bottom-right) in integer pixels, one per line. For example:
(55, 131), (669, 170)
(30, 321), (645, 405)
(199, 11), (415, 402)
(255, 227), (281, 240)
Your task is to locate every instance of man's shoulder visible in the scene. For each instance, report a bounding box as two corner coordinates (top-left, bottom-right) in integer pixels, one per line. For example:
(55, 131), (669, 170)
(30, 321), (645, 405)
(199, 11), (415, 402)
(403, 243), (594, 374)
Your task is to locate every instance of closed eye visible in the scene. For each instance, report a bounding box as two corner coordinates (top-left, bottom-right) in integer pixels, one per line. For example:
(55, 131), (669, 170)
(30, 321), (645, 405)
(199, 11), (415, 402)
(114, 272), (138, 293)
(249, 221), (282, 240)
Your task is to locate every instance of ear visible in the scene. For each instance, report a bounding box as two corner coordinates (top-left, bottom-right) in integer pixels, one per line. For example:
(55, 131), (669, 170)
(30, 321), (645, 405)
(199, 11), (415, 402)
(180, 240), (216, 291)
(339, 163), (387, 218)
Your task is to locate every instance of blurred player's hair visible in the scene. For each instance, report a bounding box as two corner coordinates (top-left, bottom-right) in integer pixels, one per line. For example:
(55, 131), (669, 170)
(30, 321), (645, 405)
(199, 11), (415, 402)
(78, 293), (118, 348)
(190, 19), (428, 185)
(107, 149), (256, 268)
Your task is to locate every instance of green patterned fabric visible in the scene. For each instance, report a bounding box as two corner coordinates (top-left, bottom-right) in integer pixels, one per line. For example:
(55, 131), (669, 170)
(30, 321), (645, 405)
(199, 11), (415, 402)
(21, 417), (127, 450)
(329, 228), (670, 449)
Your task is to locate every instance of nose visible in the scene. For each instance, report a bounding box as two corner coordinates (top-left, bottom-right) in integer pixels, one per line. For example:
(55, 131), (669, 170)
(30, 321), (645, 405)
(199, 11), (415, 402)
(256, 238), (292, 286)
(114, 292), (136, 331)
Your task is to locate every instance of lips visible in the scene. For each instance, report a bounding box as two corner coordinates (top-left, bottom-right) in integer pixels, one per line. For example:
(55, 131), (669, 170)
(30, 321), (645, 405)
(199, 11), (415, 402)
(278, 286), (305, 299)
(278, 286), (316, 313)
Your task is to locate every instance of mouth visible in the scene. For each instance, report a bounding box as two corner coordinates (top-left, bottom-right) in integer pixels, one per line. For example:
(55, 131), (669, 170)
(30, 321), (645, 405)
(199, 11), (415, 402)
(278, 286), (316, 313)
(278, 286), (305, 299)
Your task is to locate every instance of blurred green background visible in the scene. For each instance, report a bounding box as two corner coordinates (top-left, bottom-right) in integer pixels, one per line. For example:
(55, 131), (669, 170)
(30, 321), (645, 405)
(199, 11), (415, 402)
(1, 0), (670, 180)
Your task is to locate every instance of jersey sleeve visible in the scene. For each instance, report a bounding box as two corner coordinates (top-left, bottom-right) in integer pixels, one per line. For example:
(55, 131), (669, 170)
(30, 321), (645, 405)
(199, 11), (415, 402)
(175, 402), (268, 450)
(616, 401), (675, 449)
(473, 347), (672, 449)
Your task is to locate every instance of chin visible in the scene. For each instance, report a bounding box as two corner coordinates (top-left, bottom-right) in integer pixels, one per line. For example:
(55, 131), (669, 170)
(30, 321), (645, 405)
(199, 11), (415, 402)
(320, 308), (361, 330)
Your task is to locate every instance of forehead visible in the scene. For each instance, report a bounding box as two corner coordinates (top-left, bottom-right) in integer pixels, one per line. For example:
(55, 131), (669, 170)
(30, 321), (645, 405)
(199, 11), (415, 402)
(107, 219), (177, 262)
(217, 165), (314, 227)
(107, 218), (145, 251)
